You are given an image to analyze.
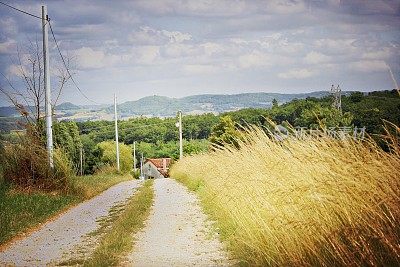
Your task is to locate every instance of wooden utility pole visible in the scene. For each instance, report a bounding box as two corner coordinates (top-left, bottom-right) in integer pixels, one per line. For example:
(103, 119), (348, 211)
(133, 141), (137, 172)
(178, 110), (183, 160)
(80, 147), (83, 176)
(42, 5), (53, 167)
(114, 94), (120, 172)
(140, 153), (144, 180)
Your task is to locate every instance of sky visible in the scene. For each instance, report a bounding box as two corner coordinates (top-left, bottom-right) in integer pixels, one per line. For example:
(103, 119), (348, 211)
(0, 0), (399, 105)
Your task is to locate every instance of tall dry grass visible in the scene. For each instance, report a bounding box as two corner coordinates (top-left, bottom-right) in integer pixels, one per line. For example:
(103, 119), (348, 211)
(0, 134), (74, 191)
(171, 125), (400, 266)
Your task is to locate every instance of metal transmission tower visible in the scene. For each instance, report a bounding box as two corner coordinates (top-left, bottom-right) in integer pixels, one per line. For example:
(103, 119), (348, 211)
(330, 84), (342, 111)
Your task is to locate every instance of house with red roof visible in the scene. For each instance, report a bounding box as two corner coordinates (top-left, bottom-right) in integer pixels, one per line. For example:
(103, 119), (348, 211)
(143, 158), (172, 179)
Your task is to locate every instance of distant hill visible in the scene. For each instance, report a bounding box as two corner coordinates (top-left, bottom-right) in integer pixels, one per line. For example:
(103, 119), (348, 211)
(56, 102), (81, 110)
(0, 106), (18, 117)
(112, 91), (331, 117)
(0, 102), (80, 117)
(0, 91), (352, 120)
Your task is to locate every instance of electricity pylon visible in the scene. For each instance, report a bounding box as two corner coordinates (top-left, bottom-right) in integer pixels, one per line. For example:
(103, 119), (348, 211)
(330, 84), (342, 112)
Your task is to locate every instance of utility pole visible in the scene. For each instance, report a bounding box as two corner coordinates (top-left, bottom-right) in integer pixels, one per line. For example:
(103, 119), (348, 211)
(80, 147), (83, 176)
(140, 153), (144, 180)
(42, 5), (53, 168)
(133, 141), (136, 172)
(114, 94), (120, 172)
(177, 110), (183, 160)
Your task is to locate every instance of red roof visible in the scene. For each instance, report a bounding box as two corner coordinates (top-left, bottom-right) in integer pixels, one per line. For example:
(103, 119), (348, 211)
(145, 158), (172, 177)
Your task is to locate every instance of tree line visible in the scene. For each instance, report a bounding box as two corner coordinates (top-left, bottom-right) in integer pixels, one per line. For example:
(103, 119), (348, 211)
(2, 89), (399, 175)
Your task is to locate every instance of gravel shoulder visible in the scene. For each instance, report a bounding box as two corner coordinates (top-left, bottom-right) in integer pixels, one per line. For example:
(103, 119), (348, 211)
(123, 178), (231, 267)
(0, 179), (141, 266)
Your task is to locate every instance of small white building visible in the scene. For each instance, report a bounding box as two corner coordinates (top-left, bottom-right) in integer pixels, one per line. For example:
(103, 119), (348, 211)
(143, 158), (172, 179)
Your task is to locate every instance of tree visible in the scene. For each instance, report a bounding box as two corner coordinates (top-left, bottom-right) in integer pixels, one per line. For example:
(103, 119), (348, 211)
(349, 91), (364, 103)
(209, 116), (242, 148)
(81, 134), (102, 174)
(0, 39), (72, 134)
(295, 105), (353, 128)
(98, 141), (133, 173)
(53, 121), (82, 169)
(183, 139), (209, 155)
(272, 98), (279, 109)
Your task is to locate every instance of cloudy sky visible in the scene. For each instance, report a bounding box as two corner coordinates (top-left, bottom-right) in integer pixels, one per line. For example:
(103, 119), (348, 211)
(0, 0), (399, 105)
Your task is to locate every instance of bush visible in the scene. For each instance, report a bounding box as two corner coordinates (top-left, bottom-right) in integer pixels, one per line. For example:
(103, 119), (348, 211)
(0, 133), (74, 191)
(98, 141), (133, 174)
(80, 134), (102, 174)
(53, 121), (82, 169)
(130, 169), (140, 179)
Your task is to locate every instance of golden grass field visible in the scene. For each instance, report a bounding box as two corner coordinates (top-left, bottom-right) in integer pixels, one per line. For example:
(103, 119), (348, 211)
(171, 125), (400, 266)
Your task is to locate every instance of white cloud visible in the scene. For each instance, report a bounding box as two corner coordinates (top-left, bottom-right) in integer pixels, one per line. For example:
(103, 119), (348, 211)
(361, 48), (394, 60)
(183, 64), (219, 75)
(350, 60), (389, 73)
(0, 39), (16, 54)
(0, 17), (17, 36)
(263, 0), (307, 14)
(314, 38), (357, 55)
(133, 0), (251, 16)
(278, 41), (304, 54)
(278, 68), (315, 79)
(128, 26), (192, 45)
(74, 47), (119, 69)
(342, 0), (400, 15)
(161, 30), (192, 43)
(201, 42), (225, 56)
(59, 24), (107, 37)
(128, 26), (165, 45)
(133, 0), (309, 16)
(238, 51), (272, 69)
(304, 51), (331, 64)
(6, 64), (24, 77)
(162, 43), (201, 58)
(1, 0), (399, 106)
(129, 46), (160, 65)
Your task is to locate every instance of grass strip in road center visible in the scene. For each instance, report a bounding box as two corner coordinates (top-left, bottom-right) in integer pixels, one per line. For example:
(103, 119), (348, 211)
(83, 179), (154, 267)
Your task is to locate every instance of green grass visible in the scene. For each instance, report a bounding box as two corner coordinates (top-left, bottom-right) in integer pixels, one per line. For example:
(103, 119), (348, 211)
(83, 180), (154, 266)
(68, 172), (133, 199)
(0, 183), (78, 245)
(0, 172), (133, 246)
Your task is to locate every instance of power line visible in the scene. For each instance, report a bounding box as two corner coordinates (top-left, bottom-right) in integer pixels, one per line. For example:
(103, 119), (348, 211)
(0, 1), (100, 105)
(48, 21), (100, 105)
(0, 1), (42, 20)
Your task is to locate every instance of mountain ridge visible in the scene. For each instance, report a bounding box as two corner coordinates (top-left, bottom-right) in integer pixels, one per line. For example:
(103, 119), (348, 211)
(113, 91), (332, 116)
(1, 91), (348, 118)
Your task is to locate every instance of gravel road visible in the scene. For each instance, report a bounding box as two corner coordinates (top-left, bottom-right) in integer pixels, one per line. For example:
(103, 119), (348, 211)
(123, 178), (230, 267)
(0, 179), (141, 266)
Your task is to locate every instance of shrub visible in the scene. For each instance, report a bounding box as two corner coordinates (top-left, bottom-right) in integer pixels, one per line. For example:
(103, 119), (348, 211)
(209, 115), (242, 148)
(130, 169), (140, 179)
(97, 141), (133, 174)
(53, 121), (82, 169)
(0, 133), (74, 191)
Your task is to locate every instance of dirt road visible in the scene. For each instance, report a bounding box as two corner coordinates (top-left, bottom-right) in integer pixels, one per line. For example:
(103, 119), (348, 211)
(0, 180), (141, 266)
(123, 178), (230, 267)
